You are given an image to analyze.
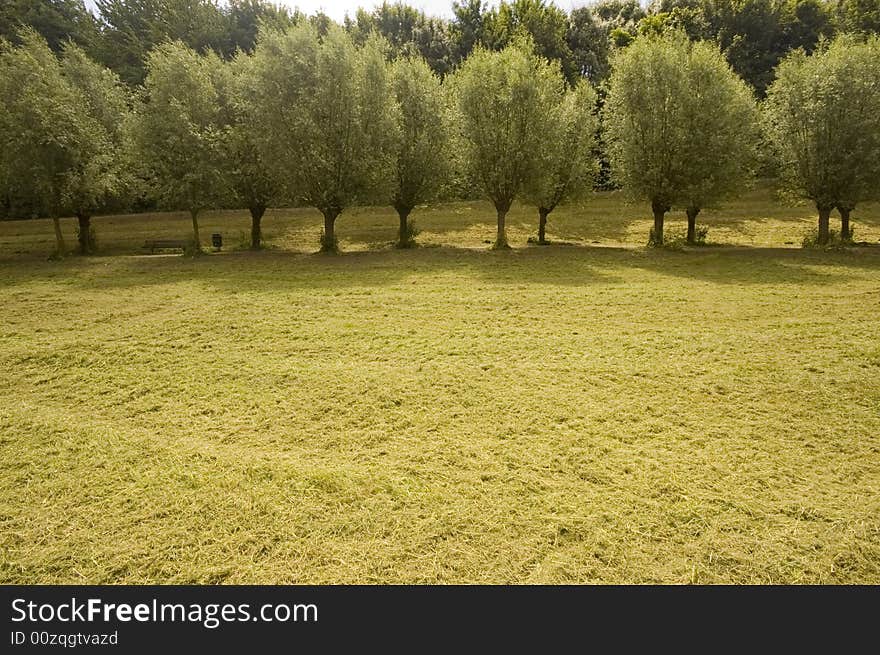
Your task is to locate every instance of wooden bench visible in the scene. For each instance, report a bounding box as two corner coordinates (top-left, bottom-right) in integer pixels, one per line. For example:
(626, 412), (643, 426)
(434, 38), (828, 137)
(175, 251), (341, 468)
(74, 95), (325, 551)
(142, 239), (192, 254)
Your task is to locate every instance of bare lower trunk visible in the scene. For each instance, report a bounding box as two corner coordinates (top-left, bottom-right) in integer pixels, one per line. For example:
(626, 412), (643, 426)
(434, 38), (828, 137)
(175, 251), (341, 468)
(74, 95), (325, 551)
(52, 216), (66, 256)
(494, 207), (509, 249)
(77, 213), (92, 254)
(396, 206), (412, 247)
(838, 206), (851, 241)
(538, 208), (550, 244)
(817, 205), (831, 245)
(651, 200), (667, 246)
(190, 209), (201, 250)
(686, 207), (700, 244)
(321, 208), (340, 252)
(250, 205), (266, 250)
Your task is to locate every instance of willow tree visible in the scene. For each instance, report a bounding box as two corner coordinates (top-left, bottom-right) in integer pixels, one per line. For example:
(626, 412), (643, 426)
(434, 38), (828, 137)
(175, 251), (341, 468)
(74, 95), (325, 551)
(452, 38), (562, 249)
(0, 31), (99, 256)
(250, 24), (399, 252)
(389, 55), (451, 248)
(217, 50), (278, 250)
(132, 42), (229, 251)
(61, 43), (131, 254)
(604, 33), (691, 246)
(523, 81), (598, 244)
(833, 36), (880, 239)
(677, 41), (759, 244)
(764, 36), (880, 244)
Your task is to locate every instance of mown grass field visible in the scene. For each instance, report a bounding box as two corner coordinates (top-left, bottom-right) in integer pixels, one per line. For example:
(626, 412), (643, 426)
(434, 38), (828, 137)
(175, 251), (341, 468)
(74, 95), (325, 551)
(1, 187), (879, 583)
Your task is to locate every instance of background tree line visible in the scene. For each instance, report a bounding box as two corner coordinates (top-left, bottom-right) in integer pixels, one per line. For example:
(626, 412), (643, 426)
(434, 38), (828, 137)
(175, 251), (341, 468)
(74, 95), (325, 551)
(1, 1), (879, 253)
(3, 0), (879, 89)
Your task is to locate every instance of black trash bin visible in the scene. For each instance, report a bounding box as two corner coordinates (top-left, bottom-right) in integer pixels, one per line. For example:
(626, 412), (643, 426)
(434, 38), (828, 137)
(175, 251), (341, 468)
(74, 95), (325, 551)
(211, 233), (222, 251)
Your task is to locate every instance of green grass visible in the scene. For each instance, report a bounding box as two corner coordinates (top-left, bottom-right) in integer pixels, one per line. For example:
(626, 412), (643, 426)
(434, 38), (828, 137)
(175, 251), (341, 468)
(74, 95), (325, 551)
(2, 186), (879, 256)
(1, 187), (879, 583)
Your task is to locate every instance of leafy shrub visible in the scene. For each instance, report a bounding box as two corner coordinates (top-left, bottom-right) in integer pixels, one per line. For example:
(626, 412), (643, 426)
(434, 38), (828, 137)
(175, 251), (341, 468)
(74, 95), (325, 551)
(648, 227), (685, 249)
(801, 228), (848, 249)
(650, 225), (710, 248)
(692, 224), (709, 245)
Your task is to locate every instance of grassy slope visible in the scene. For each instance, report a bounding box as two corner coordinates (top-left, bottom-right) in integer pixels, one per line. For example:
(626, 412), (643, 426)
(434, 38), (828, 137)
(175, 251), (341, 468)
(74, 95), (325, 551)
(1, 189), (879, 583)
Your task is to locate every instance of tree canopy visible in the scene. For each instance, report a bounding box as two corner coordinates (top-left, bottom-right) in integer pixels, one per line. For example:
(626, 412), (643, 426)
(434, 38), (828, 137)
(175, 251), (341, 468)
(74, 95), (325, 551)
(131, 40), (230, 249)
(677, 40), (760, 242)
(249, 24), (399, 252)
(764, 34), (880, 242)
(604, 31), (759, 245)
(0, 30), (112, 255)
(389, 54), (451, 247)
(0, 0), (97, 53)
(452, 38), (563, 249)
(604, 33), (692, 244)
(60, 41), (132, 253)
(214, 49), (278, 249)
(523, 81), (599, 244)
(4, 0), (880, 96)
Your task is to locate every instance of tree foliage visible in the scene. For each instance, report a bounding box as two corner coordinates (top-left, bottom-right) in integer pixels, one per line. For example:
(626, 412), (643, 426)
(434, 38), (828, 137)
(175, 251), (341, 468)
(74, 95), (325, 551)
(0, 0), (97, 53)
(566, 6), (613, 82)
(94, 0), (299, 85)
(347, 2), (454, 76)
(677, 40), (759, 242)
(450, 0), (487, 65)
(4, 0), (880, 99)
(604, 33), (691, 244)
(605, 32), (759, 245)
(484, 0), (576, 81)
(60, 42), (132, 253)
(764, 35), (880, 243)
(95, 0), (226, 85)
(0, 30), (121, 255)
(833, 0), (880, 33)
(524, 82), (599, 243)
(214, 50), (278, 249)
(659, 0), (835, 95)
(389, 55), (451, 247)
(250, 24), (399, 252)
(452, 38), (563, 249)
(131, 40), (229, 250)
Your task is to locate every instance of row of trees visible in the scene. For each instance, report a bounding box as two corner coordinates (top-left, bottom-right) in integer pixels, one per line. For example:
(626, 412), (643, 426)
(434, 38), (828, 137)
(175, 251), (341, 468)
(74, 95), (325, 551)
(1, 26), (879, 256)
(3, 0), (880, 91)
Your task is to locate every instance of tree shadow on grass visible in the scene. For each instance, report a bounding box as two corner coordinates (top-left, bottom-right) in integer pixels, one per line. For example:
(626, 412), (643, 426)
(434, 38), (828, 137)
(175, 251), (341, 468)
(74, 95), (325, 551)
(624, 245), (880, 286)
(2, 241), (877, 297)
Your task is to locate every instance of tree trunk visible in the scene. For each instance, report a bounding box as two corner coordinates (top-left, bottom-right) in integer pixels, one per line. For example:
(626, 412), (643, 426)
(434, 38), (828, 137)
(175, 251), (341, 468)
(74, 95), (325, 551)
(538, 208), (550, 244)
(77, 213), (92, 255)
(817, 205), (831, 245)
(190, 209), (202, 251)
(397, 206), (412, 247)
(494, 207), (509, 249)
(838, 206), (851, 241)
(651, 200), (667, 246)
(686, 207), (700, 244)
(51, 216), (66, 256)
(321, 209), (339, 252)
(250, 205), (266, 250)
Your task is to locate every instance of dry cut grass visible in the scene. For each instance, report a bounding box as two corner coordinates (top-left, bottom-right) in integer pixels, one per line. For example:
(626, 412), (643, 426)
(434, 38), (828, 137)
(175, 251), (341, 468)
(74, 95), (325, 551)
(1, 189), (879, 583)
